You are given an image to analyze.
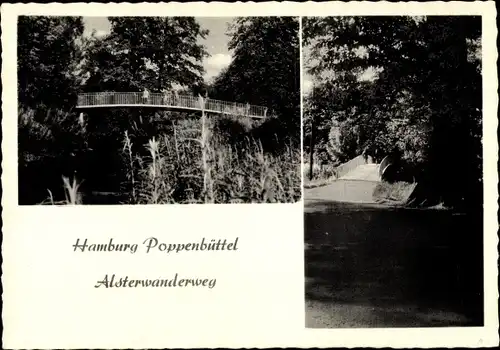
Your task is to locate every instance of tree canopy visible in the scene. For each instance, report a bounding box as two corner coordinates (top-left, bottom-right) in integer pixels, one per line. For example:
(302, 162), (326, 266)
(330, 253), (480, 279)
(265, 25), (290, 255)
(18, 16), (211, 203)
(80, 17), (209, 93)
(210, 17), (300, 138)
(304, 16), (482, 209)
(18, 16), (84, 110)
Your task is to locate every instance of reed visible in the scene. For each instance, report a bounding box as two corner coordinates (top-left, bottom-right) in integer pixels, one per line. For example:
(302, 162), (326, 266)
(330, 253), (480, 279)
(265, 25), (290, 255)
(41, 176), (83, 205)
(31, 108), (300, 205)
(122, 115), (301, 204)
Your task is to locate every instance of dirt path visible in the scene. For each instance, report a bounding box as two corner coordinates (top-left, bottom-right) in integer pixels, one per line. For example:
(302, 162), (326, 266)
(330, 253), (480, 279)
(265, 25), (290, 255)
(304, 201), (483, 328)
(305, 299), (471, 328)
(305, 161), (382, 205)
(304, 162), (482, 328)
(305, 179), (379, 204)
(339, 163), (380, 181)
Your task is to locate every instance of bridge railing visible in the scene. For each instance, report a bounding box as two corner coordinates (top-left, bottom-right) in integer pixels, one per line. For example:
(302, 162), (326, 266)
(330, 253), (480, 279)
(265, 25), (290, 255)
(335, 155), (375, 179)
(77, 92), (268, 118)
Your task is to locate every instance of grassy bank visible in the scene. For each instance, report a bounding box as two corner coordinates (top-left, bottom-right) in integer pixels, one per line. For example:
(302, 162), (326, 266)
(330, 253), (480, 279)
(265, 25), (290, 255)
(373, 181), (418, 205)
(303, 161), (338, 189)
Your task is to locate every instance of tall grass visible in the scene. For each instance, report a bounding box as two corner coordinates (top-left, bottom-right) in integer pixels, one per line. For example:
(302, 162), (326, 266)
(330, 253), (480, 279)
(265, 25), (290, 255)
(22, 106), (300, 204)
(19, 107), (89, 205)
(62, 175), (83, 204)
(122, 115), (301, 204)
(41, 175), (83, 205)
(303, 161), (338, 189)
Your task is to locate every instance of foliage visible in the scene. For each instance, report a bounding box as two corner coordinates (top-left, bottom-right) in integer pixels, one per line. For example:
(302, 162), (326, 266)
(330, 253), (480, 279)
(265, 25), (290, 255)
(122, 117), (301, 204)
(18, 107), (89, 204)
(18, 16), (300, 204)
(80, 17), (208, 93)
(303, 162), (337, 189)
(18, 16), (84, 110)
(210, 17), (300, 142)
(373, 181), (418, 205)
(74, 17), (219, 197)
(18, 16), (87, 204)
(304, 16), (482, 209)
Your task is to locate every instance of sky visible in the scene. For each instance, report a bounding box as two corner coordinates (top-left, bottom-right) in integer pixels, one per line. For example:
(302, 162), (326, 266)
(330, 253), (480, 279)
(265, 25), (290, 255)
(82, 17), (234, 83)
(302, 75), (313, 95)
(302, 44), (377, 96)
(302, 46), (314, 95)
(82, 17), (374, 95)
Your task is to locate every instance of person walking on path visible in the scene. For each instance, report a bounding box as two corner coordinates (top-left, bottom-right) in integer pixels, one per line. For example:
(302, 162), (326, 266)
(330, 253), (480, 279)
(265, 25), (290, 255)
(163, 89), (170, 105)
(173, 90), (179, 106)
(142, 88), (150, 104)
(204, 90), (210, 110)
(198, 94), (205, 110)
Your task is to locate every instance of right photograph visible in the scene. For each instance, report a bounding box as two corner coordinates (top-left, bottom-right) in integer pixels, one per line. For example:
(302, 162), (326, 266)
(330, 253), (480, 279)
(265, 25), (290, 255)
(303, 16), (484, 327)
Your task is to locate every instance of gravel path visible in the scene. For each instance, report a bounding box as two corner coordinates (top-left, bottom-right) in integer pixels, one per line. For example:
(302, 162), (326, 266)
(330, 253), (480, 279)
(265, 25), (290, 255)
(305, 179), (379, 204)
(339, 163), (381, 181)
(304, 188), (483, 328)
(305, 300), (471, 328)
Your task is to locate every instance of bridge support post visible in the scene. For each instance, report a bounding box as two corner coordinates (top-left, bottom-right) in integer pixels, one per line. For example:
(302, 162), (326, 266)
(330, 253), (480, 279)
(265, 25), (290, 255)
(78, 112), (86, 128)
(199, 96), (214, 204)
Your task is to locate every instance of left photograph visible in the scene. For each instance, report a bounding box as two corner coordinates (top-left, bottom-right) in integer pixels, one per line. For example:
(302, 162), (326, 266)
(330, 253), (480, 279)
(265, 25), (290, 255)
(18, 16), (300, 205)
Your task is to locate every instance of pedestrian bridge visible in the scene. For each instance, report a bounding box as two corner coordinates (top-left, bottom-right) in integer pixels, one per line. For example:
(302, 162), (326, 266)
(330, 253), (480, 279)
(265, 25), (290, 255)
(76, 92), (268, 119)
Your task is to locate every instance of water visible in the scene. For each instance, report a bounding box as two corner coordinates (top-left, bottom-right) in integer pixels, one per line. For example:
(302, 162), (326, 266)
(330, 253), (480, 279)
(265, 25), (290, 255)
(305, 201), (484, 327)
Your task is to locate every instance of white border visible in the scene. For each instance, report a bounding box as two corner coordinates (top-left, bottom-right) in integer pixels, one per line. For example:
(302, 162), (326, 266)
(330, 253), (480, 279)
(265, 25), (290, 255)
(2, 2), (498, 348)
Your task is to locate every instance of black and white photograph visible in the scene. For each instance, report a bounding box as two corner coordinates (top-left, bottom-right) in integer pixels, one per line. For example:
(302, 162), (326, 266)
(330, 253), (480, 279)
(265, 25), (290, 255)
(303, 16), (484, 327)
(3, 2), (498, 349)
(18, 16), (300, 205)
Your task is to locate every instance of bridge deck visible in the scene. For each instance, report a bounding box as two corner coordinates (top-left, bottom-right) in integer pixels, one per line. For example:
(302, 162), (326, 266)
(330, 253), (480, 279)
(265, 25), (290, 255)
(77, 92), (268, 119)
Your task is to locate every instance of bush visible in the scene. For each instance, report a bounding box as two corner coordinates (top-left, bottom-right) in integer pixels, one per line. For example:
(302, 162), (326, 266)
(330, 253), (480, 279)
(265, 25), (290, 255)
(373, 181), (417, 204)
(303, 161), (338, 189)
(18, 107), (88, 204)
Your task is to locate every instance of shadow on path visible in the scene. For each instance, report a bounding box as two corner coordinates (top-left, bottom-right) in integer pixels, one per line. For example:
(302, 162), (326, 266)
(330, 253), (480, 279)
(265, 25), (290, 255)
(305, 200), (483, 328)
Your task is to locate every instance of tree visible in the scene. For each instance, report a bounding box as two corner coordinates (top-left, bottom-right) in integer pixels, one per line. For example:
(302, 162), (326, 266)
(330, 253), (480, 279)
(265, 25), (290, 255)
(17, 16), (86, 204)
(75, 17), (210, 194)
(304, 16), (482, 209)
(18, 16), (84, 110)
(210, 17), (300, 141)
(80, 17), (208, 93)
(77, 16), (210, 154)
